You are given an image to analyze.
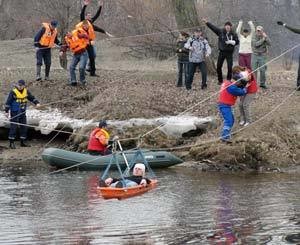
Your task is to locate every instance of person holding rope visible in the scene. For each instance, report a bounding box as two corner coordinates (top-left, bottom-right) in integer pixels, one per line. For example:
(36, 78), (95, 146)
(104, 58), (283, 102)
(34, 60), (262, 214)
(203, 19), (239, 85)
(277, 21), (300, 91)
(87, 120), (112, 155)
(4, 80), (40, 149)
(99, 163), (151, 188)
(236, 66), (258, 126)
(80, 0), (114, 77)
(34, 20), (61, 82)
(218, 68), (249, 143)
(60, 20), (90, 86)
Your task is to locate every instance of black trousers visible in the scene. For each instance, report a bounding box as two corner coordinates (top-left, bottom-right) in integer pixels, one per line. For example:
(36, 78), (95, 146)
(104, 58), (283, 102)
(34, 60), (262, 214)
(86, 44), (96, 75)
(217, 51), (233, 84)
(9, 111), (27, 140)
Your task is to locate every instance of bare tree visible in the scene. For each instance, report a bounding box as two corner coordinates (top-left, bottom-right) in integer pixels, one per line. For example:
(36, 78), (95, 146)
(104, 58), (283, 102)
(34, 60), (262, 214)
(34, 0), (82, 38)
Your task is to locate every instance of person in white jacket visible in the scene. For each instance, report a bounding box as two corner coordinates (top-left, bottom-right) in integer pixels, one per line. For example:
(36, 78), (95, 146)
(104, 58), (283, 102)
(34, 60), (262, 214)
(236, 20), (255, 69)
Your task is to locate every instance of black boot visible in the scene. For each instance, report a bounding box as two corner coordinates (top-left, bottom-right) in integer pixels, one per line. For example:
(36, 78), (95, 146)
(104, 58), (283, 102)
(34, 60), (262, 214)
(20, 139), (30, 147)
(9, 139), (16, 149)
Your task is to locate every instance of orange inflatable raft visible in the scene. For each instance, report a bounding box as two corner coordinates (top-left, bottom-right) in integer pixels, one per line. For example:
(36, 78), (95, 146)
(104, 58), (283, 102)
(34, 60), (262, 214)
(97, 179), (158, 200)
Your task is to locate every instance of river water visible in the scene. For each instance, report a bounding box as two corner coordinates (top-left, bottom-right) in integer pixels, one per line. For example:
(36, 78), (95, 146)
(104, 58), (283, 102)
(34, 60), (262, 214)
(0, 164), (299, 244)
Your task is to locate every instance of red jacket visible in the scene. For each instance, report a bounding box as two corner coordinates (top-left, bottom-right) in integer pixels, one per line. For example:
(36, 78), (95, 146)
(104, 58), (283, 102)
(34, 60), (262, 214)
(87, 128), (110, 152)
(218, 80), (238, 106)
(246, 70), (258, 94)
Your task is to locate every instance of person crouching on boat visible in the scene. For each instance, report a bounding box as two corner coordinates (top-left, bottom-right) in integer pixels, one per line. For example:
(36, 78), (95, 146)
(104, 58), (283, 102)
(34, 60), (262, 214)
(100, 163), (151, 188)
(218, 68), (248, 143)
(87, 120), (112, 155)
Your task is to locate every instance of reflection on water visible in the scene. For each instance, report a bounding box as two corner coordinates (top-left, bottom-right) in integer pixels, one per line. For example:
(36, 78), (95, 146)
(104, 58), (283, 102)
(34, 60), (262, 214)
(0, 163), (300, 244)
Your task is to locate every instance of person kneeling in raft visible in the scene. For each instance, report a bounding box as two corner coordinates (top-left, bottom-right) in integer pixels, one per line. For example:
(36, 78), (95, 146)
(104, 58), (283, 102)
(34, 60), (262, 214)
(99, 163), (151, 188)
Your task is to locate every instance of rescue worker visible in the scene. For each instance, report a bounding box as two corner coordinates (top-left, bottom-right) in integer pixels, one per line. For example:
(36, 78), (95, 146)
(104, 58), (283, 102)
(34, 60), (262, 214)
(60, 20), (90, 86)
(34, 20), (61, 81)
(4, 80), (40, 149)
(87, 120), (111, 155)
(80, 0), (114, 75)
(277, 21), (300, 91)
(218, 69), (248, 143)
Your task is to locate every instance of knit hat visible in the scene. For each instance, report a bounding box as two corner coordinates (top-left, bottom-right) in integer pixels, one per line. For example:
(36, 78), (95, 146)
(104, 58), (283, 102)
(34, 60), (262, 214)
(18, 79), (25, 86)
(50, 20), (58, 28)
(99, 120), (107, 128)
(134, 163), (146, 175)
(224, 21), (232, 27)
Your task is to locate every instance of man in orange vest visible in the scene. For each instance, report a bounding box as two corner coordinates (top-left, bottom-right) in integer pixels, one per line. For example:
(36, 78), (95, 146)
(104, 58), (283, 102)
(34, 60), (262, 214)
(34, 20), (61, 81)
(87, 120), (112, 155)
(218, 69), (248, 143)
(60, 20), (90, 86)
(80, 0), (114, 77)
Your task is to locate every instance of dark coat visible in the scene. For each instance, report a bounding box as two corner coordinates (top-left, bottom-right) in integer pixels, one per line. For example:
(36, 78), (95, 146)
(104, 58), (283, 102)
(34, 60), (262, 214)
(206, 22), (239, 53)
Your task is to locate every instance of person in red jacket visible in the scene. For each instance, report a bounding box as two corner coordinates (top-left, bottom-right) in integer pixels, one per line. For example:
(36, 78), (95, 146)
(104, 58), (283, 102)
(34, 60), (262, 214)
(87, 120), (111, 155)
(236, 66), (258, 126)
(218, 68), (248, 143)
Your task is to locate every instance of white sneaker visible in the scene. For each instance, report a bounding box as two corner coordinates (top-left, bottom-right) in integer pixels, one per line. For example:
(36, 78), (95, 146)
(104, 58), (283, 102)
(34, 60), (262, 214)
(239, 121), (245, 126)
(244, 122), (250, 127)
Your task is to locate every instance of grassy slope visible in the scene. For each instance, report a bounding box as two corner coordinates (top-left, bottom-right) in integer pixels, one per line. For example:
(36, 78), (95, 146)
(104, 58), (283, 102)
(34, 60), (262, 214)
(0, 39), (299, 169)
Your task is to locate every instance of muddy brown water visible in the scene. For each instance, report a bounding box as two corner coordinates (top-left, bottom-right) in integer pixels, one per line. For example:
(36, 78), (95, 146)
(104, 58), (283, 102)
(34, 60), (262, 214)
(0, 163), (299, 244)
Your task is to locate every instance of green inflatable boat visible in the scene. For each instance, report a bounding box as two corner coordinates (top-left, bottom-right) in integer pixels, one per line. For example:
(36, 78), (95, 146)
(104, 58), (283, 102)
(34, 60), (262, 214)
(42, 148), (183, 171)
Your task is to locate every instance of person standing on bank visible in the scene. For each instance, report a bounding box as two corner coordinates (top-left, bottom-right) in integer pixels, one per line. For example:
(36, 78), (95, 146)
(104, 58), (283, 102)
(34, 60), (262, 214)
(251, 26), (271, 89)
(34, 20), (61, 81)
(277, 21), (300, 91)
(184, 29), (211, 90)
(4, 80), (40, 149)
(218, 70), (248, 143)
(80, 0), (114, 77)
(203, 19), (239, 85)
(60, 21), (90, 86)
(176, 31), (190, 87)
(232, 66), (258, 126)
(236, 20), (255, 69)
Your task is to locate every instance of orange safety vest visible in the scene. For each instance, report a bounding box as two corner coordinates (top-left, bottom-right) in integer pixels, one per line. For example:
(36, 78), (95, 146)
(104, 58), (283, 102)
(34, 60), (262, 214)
(87, 128), (110, 152)
(39, 23), (58, 48)
(65, 29), (89, 54)
(76, 21), (96, 41)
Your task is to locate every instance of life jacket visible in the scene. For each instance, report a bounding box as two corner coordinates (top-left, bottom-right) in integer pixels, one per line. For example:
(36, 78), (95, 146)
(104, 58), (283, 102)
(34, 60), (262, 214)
(76, 21), (95, 41)
(12, 88), (28, 111)
(87, 128), (110, 152)
(13, 88), (28, 104)
(39, 23), (57, 47)
(218, 80), (238, 106)
(65, 29), (89, 54)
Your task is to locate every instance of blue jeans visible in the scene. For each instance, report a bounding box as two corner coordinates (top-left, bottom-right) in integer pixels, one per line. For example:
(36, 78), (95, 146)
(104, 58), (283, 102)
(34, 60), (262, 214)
(218, 104), (234, 140)
(110, 179), (138, 188)
(9, 111), (27, 140)
(69, 51), (88, 84)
